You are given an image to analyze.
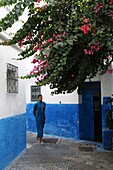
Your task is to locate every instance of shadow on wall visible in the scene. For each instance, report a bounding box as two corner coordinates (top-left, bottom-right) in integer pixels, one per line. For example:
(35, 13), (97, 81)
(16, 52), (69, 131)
(26, 103), (79, 139)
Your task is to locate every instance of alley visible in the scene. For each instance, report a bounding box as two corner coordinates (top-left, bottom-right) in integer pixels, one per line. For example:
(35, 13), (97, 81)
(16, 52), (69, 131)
(6, 133), (113, 170)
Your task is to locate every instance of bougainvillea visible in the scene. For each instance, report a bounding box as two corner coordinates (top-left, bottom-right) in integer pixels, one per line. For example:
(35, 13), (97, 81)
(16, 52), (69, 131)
(0, 0), (113, 94)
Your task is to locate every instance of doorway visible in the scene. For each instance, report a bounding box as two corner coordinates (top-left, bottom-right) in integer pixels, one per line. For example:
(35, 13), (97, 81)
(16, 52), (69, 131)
(79, 82), (102, 142)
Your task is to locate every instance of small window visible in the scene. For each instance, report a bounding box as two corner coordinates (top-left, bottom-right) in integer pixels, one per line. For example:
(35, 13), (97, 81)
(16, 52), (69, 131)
(7, 63), (18, 93)
(31, 86), (41, 102)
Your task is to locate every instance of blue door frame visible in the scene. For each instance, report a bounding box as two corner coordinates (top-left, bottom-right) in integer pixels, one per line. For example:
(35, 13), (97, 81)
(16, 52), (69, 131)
(79, 82), (102, 142)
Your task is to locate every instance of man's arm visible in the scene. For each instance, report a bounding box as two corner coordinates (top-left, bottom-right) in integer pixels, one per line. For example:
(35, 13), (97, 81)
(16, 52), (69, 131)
(33, 104), (37, 117)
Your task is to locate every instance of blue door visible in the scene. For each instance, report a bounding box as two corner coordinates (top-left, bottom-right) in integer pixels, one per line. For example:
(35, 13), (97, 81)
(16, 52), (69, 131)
(79, 91), (94, 141)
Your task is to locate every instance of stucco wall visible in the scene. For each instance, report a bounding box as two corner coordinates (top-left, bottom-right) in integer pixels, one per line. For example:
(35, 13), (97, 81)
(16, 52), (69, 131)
(0, 113), (26, 170)
(26, 77), (78, 104)
(26, 73), (112, 105)
(0, 32), (26, 169)
(0, 33), (26, 119)
(26, 103), (79, 139)
(92, 73), (112, 103)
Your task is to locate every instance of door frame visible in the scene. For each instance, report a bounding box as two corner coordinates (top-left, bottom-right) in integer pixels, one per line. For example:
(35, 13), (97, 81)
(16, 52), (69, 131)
(78, 81), (102, 142)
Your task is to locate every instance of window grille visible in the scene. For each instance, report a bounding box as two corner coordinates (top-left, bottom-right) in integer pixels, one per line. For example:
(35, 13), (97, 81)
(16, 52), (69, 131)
(31, 86), (41, 102)
(7, 63), (18, 93)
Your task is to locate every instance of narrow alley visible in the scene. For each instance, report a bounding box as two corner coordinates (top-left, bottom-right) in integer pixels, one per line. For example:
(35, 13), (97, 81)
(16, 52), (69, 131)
(6, 133), (113, 170)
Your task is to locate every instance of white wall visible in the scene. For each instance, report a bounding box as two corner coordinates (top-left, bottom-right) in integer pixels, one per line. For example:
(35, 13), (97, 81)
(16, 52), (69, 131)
(26, 78), (78, 104)
(26, 65), (112, 105)
(0, 33), (26, 118)
(91, 72), (112, 103)
(25, 54), (78, 104)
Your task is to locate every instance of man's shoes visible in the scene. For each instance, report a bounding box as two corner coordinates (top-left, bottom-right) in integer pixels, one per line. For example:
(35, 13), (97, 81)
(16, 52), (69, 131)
(40, 142), (45, 146)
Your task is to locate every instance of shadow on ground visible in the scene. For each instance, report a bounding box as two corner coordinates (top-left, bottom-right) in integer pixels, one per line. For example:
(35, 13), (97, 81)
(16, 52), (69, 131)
(6, 133), (113, 170)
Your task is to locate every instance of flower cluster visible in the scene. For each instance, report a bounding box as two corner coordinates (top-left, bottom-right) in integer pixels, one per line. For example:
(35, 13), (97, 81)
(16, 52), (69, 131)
(94, 4), (105, 13)
(107, 69), (113, 74)
(36, 0), (48, 12)
(30, 58), (49, 82)
(110, 0), (113, 5)
(80, 25), (91, 34)
(80, 18), (91, 34)
(31, 58), (37, 64)
(84, 43), (100, 55)
(18, 39), (24, 48)
(109, 10), (113, 19)
(33, 46), (42, 51)
(28, 30), (67, 83)
(18, 32), (32, 48)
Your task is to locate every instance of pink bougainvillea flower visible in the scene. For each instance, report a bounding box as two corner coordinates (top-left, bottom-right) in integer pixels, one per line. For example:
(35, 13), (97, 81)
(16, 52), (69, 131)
(107, 69), (113, 74)
(30, 71), (33, 75)
(92, 42), (100, 51)
(110, 0), (113, 4)
(84, 49), (88, 54)
(38, 59), (43, 65)
(46, 53), (49, 58)
(37, 0), (40, 3)
(33, 46), (38, 51)
(47, 38), (53, 43)
(88, 49), (94, 55)
(40, 74), (44, 79)
(62, 32), (66, 37)
(31, 58), (37, 64)
(18, 39), (24, 48)
(53, 32), (61, 40)
(84, 42), (100, 55)
(88, 23), (92, 27)
(38, 47), (42, 51)
(39, 33), (43, 39)
(43, 60), (48, 68)
(110, 13), (113, 19)
(80, 25), (91, 34)
(94, 4), (105, 13)
(33, 46), (42, 51)
(83, 18), (88, 23)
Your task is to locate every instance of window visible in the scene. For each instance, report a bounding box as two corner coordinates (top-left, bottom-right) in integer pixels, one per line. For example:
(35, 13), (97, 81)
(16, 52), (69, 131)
(7, 63), (18, 93)
(31, 86), (41, 102)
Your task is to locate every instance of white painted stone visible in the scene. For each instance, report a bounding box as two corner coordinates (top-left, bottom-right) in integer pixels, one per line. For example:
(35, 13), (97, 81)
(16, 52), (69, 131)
(0, 33), (26, 118)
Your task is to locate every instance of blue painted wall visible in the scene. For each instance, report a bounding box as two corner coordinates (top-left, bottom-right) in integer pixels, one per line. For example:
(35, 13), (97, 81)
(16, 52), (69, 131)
(0, 113), (26, 170)
(26, 103), (79, 139)
(102, 97), (111, 129)
(102, 97), (113, 149)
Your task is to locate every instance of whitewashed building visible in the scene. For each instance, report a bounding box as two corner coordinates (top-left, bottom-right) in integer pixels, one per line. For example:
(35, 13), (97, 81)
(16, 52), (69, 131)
(0, 4), (113, 170)
(26, 65), (113, 150)
(0, 32), (26, 170)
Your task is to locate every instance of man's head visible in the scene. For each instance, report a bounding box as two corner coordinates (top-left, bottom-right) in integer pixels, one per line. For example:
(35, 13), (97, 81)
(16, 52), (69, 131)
(38, 94), (43, 102)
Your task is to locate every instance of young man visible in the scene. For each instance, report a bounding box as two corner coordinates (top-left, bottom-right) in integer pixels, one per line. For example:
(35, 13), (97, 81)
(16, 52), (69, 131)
(33, 94), (46, 145)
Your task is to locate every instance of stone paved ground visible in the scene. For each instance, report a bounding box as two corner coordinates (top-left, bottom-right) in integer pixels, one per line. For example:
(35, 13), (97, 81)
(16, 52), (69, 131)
(6, 133), (113, 170)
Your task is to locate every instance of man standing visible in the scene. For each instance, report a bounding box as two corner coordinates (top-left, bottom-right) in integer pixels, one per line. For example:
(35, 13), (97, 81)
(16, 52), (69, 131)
(33, 94), (46, 145)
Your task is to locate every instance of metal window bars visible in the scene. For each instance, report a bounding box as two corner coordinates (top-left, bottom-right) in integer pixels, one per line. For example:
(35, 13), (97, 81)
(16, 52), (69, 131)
(7, 63), (18, 93)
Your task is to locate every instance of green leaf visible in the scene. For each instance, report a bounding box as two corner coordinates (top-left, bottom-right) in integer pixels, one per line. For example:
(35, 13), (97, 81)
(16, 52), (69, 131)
(66, 39), (73, 45)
